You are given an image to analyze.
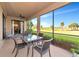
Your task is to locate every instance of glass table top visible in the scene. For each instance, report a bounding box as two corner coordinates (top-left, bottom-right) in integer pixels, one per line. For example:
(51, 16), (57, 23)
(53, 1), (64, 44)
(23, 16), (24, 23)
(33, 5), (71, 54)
(24, 35), (43, 42)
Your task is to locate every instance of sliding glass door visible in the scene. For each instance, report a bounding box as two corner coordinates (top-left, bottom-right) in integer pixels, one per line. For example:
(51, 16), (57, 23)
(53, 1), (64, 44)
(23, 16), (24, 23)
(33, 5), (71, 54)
(11, 20), (24, 35)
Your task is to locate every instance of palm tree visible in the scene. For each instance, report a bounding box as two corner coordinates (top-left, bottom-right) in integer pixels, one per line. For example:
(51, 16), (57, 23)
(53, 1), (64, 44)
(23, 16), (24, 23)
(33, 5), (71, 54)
(60, 22), (64, 31)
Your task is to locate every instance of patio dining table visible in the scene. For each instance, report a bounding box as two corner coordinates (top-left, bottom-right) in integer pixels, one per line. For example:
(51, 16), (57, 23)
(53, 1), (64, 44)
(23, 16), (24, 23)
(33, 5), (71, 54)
(14, 34), (43, 42)
(23, 34), (43, 56)
(14, 34), (43, 56)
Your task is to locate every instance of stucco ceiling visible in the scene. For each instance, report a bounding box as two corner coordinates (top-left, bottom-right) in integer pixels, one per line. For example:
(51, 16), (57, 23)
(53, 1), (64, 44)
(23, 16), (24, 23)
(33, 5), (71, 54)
(0, 2), (69, 19)
(0, 2), (54, 18)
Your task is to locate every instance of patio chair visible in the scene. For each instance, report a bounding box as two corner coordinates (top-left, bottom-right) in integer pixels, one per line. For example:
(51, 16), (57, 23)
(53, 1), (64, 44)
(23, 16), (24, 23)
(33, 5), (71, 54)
(5, 33), (14, 39)
(12, 35), (27, 57)
(32, 39), (52, 57)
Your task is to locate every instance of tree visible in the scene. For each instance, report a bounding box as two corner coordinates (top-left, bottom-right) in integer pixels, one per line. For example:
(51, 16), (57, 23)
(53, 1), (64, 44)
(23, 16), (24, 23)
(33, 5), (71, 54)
(68, 24), (73, 30)
(60, 22), (64, 30)
(68, 23), (79, 30)
(30, 21), (33, 27)
(40, 25), (43, 29)
(26, 21), (34, 33)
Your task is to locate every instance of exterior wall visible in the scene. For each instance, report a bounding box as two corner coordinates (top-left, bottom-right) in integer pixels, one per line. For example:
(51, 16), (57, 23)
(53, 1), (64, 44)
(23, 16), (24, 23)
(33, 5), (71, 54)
(0, 5), (3, 40)
(6, 16), (11, 35)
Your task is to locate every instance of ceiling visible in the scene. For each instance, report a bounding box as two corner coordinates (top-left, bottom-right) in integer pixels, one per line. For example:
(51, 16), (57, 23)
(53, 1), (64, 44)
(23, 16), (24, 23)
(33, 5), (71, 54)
(0, 2), (54, 18)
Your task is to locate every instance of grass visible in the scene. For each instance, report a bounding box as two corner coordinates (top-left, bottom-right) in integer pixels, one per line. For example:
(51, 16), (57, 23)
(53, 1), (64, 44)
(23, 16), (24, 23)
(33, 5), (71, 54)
(43, 32), (79, 45)
(54, 34), (79, 46)
(32, 30), (79, 46)
(32, 29), (79, 45)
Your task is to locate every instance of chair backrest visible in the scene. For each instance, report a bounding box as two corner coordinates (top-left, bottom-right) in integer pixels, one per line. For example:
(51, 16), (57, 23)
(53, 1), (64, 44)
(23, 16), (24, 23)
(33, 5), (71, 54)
(12, 34), (25, 45)
(42, 40), (51, 50)
(6, 33), (14, 39)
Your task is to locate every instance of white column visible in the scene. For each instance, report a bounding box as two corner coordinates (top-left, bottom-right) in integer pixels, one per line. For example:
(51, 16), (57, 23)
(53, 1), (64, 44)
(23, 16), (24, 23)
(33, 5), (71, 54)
(12, 21), (14, 35)
(20, 22), (23, 33)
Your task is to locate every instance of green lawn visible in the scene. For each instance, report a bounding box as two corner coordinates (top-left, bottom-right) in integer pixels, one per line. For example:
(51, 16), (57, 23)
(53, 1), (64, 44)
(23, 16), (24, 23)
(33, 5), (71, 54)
(43, 32), (79, 45)
(32, 31), (79, 46)
(54, 34), (79, 45)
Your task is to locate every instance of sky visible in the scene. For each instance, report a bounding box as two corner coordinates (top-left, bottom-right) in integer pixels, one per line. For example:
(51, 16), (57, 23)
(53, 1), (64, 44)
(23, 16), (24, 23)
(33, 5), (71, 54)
(31, 18), (37, 26)
(40, 12), (53, 27)
(54, 2), (79, 27)
(32, 2), (79, 27)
